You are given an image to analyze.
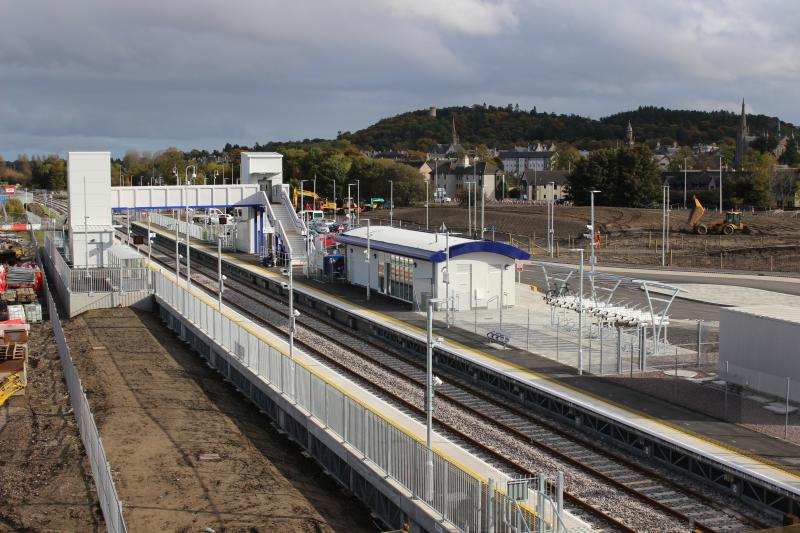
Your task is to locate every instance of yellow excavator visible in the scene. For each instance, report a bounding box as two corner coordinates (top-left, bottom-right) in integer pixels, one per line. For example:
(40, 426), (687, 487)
(687, 196), (750, 235)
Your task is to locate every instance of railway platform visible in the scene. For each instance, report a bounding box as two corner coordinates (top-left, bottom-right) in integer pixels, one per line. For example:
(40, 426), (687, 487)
(132, 220), (800, 518)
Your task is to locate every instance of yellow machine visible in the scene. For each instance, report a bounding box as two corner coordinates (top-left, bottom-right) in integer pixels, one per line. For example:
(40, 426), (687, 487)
(320, 200), (337, 214)
(292, 189), (321, 210)
(0, 372), (25, 408)
(687, 196), (750, 235)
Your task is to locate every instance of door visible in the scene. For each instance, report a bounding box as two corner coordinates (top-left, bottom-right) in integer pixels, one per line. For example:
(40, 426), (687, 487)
(453, 263), (472, 311)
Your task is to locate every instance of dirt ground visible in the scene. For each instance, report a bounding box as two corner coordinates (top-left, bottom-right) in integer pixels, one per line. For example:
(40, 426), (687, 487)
(62, 307), (376, 533)
(368, 206), (800, 272)
(0, 321), (103, 532)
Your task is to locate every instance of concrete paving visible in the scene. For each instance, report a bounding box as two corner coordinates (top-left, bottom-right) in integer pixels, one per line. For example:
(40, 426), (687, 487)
(649, 283), (800, 308)
(417, 282), (698, 376)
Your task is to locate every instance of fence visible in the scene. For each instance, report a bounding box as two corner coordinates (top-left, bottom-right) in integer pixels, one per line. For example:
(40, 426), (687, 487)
(37, 240), (128, 533)
(153, 269), (568, 532)
(142, 211), (236, 249)
(44, 233), (150, 294)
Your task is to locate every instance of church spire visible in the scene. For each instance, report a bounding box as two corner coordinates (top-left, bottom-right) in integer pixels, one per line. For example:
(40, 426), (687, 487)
(451, 115), (459, 146)
(626, 121), (634, 146)
(735, 99), (749, 168)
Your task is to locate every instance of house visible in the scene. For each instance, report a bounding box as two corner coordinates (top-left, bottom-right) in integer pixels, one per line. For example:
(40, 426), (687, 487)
(427, 155), (498, 201)
(520, 170), (569, 201)
(498, 144), (558, 175)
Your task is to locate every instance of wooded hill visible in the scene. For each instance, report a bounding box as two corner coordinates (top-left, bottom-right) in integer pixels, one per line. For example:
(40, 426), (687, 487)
(339, 104), (796, 152)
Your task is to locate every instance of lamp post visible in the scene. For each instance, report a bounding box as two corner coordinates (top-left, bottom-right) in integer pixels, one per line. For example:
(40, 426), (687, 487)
(185, 165), (197, 300)
(719, 155), (723, 212)
(301, 179), (311, 276)
(356, 179), (361, 226)
(499, 264), (510, 330)
(425, 297), (443, 503)
(467, 181), (472, 235)
(425, 180), (429, 230)
(661, 185), (670, 267)
(571, 249), (585, 375)
(213, 170), (219, 185)
(218, 235), (224, 312)
(331, 178), (337, 222)
(366, 219), (371, 301)
(682, 158), (688, 209)
(548, 181), (555, 258)
(480, 180), (485, 240)
(589, 190), (601, 274)
(389, 180), (394, 227)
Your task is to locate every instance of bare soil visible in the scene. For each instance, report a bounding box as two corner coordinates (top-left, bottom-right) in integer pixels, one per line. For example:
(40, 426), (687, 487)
(62, 307), (376, 533)
(0, 321), (103, 532)
(368, 206), (800, 272)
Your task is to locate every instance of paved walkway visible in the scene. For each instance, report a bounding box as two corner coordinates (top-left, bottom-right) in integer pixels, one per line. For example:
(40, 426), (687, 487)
(649, 283), (800, 308)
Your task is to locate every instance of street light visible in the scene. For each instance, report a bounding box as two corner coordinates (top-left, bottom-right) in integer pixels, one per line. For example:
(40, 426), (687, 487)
(682, 158), (688, 209)
(184, 165), (197, 304)
(330, 178), (337, 222)
(499, 264), (510, 330)
(389, 180), (394, 227)
(548, 181), (555, 257)
(571, 249), (585, 375)
(589, 190), (601, 274)
(365, 219), (371, 301)
(425, 297), (444, 503)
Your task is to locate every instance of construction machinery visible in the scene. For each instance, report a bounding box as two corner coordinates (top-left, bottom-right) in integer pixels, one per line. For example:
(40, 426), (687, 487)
(292, 189), (321, 211)
(687, 196), (750, 235)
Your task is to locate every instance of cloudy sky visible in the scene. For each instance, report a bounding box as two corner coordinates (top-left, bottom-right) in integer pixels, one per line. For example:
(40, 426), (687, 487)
(2, 0), (798, 158)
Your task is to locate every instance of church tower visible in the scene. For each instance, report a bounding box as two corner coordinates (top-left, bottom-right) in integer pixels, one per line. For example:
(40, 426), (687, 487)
(735, 99), (748, 168)
(626, 121), (634, 147)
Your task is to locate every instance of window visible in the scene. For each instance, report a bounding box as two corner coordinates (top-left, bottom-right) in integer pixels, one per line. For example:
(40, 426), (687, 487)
(388, 254), (414, 303)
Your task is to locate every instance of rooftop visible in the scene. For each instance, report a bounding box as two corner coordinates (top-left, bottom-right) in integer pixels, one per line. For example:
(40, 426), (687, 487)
(724, 305), (800, 325)
(336, 226), (530, 263)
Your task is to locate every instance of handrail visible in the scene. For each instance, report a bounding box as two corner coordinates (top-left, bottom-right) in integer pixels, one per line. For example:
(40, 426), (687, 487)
(280, 188), (307, 236)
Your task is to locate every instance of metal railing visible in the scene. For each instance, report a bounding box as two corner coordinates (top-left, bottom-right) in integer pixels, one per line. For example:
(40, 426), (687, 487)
(36, 237), (128, 533)
(153, 269), (567, 532)
(145, 211), (236, 249)
(280, 187), (307, 235)
(44, 233), (149, 294)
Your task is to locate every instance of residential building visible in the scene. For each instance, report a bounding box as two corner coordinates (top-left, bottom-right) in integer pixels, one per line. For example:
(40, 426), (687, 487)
(498, 143), (558, 175)
(428, 155), (498, 201)
(520, 170), (569, 201)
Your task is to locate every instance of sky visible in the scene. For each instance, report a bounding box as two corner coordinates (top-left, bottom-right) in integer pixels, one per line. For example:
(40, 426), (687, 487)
(2, 0), (799, 158)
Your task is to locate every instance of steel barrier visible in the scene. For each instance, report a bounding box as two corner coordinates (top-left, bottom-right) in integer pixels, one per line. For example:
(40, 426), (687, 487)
(36, 240), (128, 533)
(153, 269), (567, 532)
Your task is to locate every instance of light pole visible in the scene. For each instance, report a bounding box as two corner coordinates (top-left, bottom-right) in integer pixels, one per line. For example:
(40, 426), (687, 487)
(331, 178), (337, 222)
(425, 297), (443, 503)
(480, 180), (485, 240)
(356, 179), (361, 226)
(425, 180), (429, 230)
(499, 264), (510, 330)
(661, 185), (670, 267)
(185, 165), (197, 299)
(548, 181), (555, 257)
(467, 181), (472, 235)
(718, 155), (723, 213)
(589, 190), (601, 274)
(571, 249), (585, 375)
(389, 180), (393, 227)
(218, 235), (224, 312)
(213, 170), (219, 185)
(347, 183), (355, 226)
(682, 158), (688, 209)
(366, 219), (371, 301)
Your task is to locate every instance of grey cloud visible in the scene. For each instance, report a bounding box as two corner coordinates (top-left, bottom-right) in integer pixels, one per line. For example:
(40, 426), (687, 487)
(0, 0), (798, 158)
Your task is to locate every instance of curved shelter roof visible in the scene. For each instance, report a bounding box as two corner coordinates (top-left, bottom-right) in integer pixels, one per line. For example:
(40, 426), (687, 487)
(335, 226), (530, 263)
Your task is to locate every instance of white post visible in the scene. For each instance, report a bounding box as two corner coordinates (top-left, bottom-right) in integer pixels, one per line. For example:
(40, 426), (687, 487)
(426, 299), (435, 503)
(425, 180), (429, 231)
(389, 180), (393, 227)
(683, 157), (688, 209)
(82, 176), (89, 274)
(445, 230), (450, 327)
(366, 219), (371, 301)
(578, 249), (584, 375)
(331, 178), (336, 222)
(218, 235), (223, 312)
(786, 376), (791, 439)
(185, 182), (191, 297)
(467, 181), (472, 235)
(719, 155), (723, 212)
(481, 182), (485, 240)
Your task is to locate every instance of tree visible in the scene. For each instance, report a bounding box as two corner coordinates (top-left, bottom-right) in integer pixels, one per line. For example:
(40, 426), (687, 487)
(5, 198), (25, 219)
(568, 146), (661, 207)
(554, 145), (581, 171)
(667, 146), (694, 172)
(739, 150), (775, 208)
(780, 137), (799, 166)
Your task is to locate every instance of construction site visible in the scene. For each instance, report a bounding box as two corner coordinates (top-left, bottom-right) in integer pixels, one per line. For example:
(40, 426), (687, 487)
(366, 204), (800, 271)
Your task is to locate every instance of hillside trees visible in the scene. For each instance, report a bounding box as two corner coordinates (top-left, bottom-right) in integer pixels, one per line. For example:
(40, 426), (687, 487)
(567, 146), (661, 207)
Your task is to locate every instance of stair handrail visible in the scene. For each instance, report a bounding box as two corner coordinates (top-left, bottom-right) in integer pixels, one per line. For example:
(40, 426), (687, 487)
(280, 187), (307, 236)
(275, 219), (294, 260)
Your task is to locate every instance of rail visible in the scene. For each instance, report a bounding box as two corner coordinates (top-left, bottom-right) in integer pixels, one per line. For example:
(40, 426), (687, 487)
(143, 212), (235, 249)
(44, 233), (149, 294)
(281, 187), (307, 236)
(152, 268), (566, 532)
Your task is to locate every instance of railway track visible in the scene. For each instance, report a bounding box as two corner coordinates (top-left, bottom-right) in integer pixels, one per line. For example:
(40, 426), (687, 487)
(136, 231), (774, 533)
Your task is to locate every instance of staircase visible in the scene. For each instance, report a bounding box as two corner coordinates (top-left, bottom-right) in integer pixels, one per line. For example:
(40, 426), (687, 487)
(269, 201), (307, 264)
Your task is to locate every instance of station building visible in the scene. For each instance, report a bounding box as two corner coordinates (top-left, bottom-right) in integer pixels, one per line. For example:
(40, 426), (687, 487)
(336, 226), (530, 311)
